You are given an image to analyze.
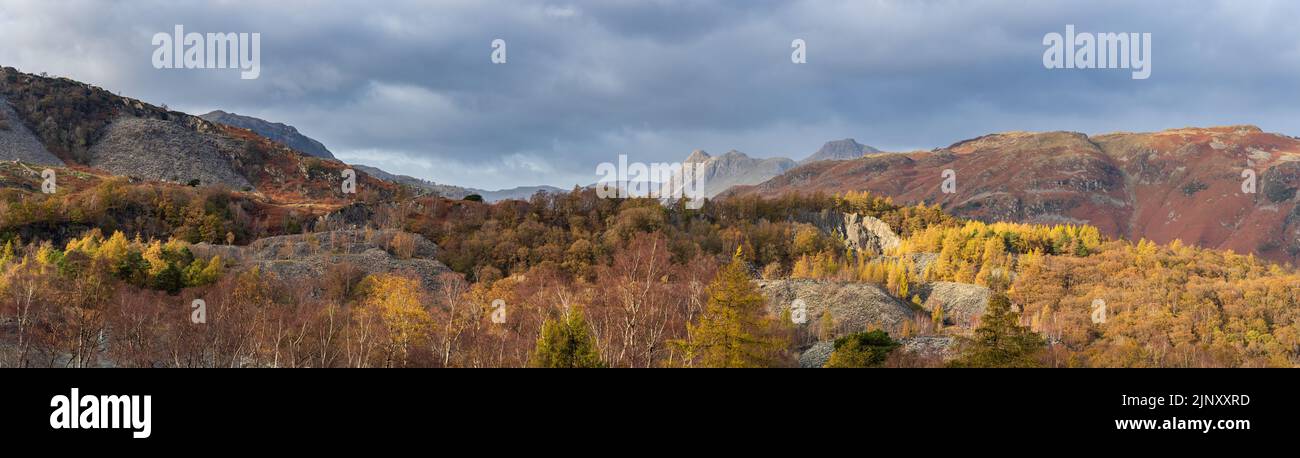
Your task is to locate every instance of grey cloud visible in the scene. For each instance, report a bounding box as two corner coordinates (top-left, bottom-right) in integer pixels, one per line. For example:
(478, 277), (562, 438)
(3, 0), (1300, 189)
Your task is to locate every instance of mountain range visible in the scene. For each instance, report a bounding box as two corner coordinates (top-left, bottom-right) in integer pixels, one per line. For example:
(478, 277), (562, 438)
(199, 110), (564, 201)
(350, 164), (564, 202)
(5, 66), (1300, 369)
(728, 126), (1300, 263)
(665, 139), (885, 198)
(4, 66), (1297, 263)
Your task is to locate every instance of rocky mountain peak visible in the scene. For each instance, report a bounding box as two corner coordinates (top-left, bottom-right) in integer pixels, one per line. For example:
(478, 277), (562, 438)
(685, 149), (711, 163)
(802, 138), (881, 163)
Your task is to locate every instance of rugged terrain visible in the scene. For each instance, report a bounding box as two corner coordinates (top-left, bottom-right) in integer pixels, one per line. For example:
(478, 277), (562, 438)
(758, 277), (981, 368)
(89, 117), (252, 188)
(730, 126), (1300, 263)
(758, 278), (915, 337)
(0, 96), (62, 166)
(200, 110), (336, 159)
(0, 67), (394, 204)
(191, 229), (451, 294)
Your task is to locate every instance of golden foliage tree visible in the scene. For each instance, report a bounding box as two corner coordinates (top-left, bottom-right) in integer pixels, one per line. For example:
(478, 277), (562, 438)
(676, 248), (787, 367)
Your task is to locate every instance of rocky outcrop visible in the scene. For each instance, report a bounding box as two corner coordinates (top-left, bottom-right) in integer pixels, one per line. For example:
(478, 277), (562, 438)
(916, 281), (991, 329)
(0, 97), (62, 166)
(201, 110), (335, 159)
(757, 279), (915, 338)
(88, 117), (252, 188)
(191, 229), (452, 294)
(803, 211), (901, 254)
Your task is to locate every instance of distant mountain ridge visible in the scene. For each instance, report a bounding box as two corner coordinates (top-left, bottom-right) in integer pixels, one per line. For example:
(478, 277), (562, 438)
(351, 164), (564, 202)
(663, 139), (884, 198)
(728, 125), (1300, 263)
(200, 110), (336, 159)
(674, 149), (797, 198)
(801, 138), (881, 163)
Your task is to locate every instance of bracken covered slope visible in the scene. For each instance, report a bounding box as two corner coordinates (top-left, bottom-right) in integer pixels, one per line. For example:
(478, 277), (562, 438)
(728, 126), (1300, 263)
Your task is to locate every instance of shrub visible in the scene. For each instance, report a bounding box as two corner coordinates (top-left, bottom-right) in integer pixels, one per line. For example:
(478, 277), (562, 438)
(825, 330), (900, 368)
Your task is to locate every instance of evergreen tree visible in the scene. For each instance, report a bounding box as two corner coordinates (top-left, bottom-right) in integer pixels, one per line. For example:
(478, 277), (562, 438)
(825, 330), (899, 368)
(530, 308), (603, 368)
(949, 293), (1045, 367)
(152, 262), (184, 294)
(677, 248), (786, 367)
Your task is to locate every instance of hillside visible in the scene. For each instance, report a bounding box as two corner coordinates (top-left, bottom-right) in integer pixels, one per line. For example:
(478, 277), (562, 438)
(728, 126), (1300, 263)
(200, 110), (336, 159)
(0, 67), (394, 204)
(0, 95), (62, 166)
(4, 69), (1300, 369)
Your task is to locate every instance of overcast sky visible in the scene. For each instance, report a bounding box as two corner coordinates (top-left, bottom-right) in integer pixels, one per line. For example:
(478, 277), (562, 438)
(3, 0), (1300, 189)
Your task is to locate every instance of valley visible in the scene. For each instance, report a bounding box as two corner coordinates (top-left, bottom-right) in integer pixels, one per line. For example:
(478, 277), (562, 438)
(1, 67), (1298, 368)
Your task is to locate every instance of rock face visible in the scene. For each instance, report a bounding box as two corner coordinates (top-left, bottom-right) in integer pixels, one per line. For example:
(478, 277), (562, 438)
(87, 117), (252, 188)
(801, 138), (881, 164)
(674, 149), (797, 197)
(191, 230), (452, 294)
(731, 126), (1300, 264)
(0, 97), (62, 166)
(200, 110), (335, 159)
(916, 282), (991, 329)
(804, 211), (901, 254)
(757, 279), (915, 338)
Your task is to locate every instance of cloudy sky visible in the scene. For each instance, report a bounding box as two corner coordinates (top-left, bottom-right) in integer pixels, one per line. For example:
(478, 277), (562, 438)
(3, 0), (1300, 189)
